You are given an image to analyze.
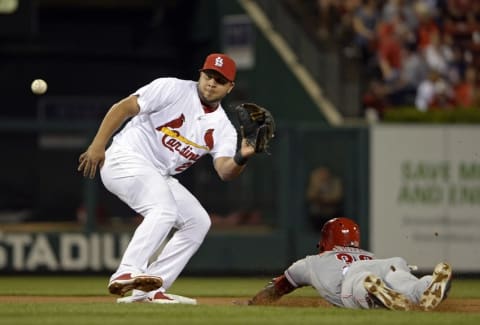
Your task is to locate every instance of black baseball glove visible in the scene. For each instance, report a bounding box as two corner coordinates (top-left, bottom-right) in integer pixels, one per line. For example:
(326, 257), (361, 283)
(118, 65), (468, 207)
(235, 103), (275, 154)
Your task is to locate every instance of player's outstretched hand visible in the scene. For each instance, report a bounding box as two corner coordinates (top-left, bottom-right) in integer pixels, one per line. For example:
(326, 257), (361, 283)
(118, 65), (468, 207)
(77, 145), (105, 179)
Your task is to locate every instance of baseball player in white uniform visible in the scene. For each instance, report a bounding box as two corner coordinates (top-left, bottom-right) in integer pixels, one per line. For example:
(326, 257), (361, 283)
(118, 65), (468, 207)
(247, 218), (452, 311)
(78, 53), (256, 304)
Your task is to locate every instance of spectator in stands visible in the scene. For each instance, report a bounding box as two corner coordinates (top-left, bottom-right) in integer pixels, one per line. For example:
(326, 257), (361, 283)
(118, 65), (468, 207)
(386, 42), (428, 107)
(400, 42), (428, 89)
(374, 9), (419, 107)
(447, 45), (468, 85)
(415, 2), (440, 51)
(377, 22), (403, 82)
(382, 0), (418, 33)
(376, 10), (414, 77)
(423, 31), (455, 78)
(376, 21), (404, 106)
(415, 69), (455, 111)
(454, 65), (480, 107)
(352, 0), (381, 60)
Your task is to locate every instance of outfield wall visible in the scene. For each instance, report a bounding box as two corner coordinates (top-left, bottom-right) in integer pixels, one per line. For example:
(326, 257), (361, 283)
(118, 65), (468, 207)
(1, 125), (479, 274)
(370, 125), (480, 272)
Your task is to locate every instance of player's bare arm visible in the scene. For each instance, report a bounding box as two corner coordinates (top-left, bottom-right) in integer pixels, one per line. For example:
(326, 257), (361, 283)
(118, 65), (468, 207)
(214, 139), (255, 181)
(248, 275), (296, 305)
(78, 95), (140, 179)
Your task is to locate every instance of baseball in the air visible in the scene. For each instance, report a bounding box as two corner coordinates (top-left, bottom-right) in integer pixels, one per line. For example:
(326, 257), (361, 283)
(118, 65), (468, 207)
(31, 79), (48, 95)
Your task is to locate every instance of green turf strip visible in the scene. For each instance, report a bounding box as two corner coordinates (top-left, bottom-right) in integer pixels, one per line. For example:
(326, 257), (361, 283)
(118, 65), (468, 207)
(0, 276), (479, 325)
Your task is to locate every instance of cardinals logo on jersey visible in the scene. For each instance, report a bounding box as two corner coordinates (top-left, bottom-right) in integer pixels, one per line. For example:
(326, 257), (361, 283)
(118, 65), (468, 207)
(157, 114), (185, 129)
(156, 115), (215, 161)
(204, 129), (214, 150)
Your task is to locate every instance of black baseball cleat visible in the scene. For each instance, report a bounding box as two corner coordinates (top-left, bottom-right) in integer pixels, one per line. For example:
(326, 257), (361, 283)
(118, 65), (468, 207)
(419, 262), (452, 311)
(108, 273), (163, 296)
(364, 275), (413, 311)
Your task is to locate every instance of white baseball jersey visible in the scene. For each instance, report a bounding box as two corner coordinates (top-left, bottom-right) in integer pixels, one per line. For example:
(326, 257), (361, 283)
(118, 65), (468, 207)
(284, 246), (375, 307)
(103, 77), (238, 291)
(113, 77), (238, 175)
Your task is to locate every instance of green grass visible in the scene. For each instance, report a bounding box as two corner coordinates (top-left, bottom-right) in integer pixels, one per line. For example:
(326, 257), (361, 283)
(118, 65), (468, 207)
(2, 304), (480, 325)
(0, 276), (479, 325)
(0, 276), (319, 297)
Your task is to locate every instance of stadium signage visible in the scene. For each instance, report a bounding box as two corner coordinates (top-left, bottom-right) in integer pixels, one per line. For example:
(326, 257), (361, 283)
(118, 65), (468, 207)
(0, 232), (131, 272)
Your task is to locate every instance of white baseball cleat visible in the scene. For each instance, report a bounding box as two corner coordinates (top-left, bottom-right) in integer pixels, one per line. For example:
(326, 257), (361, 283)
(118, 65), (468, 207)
(364, 274), (413, 311)
(419, 262), (452, 311)
(108, 273), (163, 296)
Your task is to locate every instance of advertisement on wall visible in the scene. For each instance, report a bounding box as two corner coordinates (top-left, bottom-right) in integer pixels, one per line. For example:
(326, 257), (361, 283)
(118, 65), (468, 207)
(370, 125), (480, 272)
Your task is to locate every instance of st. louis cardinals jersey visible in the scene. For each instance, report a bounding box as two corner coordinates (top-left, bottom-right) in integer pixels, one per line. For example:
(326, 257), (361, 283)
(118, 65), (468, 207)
(284, 246), (374, 307)
(112, 77), (238, 175)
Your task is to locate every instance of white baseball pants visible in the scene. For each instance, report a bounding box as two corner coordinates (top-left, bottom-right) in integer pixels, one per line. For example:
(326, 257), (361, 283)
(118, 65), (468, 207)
(100, 144), (211, 290)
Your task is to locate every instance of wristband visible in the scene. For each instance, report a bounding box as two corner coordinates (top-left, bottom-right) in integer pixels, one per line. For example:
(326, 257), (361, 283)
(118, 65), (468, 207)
(233, 151), (248, 166)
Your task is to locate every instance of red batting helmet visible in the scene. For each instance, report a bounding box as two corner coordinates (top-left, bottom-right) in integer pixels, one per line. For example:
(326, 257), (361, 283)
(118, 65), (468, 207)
(317, 217), (360, 253)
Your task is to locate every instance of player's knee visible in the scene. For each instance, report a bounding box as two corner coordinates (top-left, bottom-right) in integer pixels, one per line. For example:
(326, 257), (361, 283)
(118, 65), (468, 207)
(146, 206), (178, 224)
(387, 257), (409, 271)
(197, 212), (211, 235)
(182, 212), (210, 244)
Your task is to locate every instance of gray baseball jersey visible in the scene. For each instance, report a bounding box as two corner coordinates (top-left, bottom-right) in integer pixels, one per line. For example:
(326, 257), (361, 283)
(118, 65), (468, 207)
(284, 246), (374, 307)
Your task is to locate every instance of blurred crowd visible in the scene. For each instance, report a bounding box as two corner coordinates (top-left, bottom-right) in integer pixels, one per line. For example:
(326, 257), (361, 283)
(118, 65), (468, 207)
(291, 0), (480, 119)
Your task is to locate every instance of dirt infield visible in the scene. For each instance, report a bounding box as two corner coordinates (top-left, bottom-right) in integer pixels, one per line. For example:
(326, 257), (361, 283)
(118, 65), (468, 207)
(0, 296), (479, 312)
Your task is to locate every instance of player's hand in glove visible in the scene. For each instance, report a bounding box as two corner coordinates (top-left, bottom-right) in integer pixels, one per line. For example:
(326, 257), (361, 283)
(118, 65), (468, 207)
(235, 103), (275, 154)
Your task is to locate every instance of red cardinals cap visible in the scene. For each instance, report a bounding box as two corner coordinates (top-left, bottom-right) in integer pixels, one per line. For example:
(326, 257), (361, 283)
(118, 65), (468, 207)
(200, 53), (236, 82)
